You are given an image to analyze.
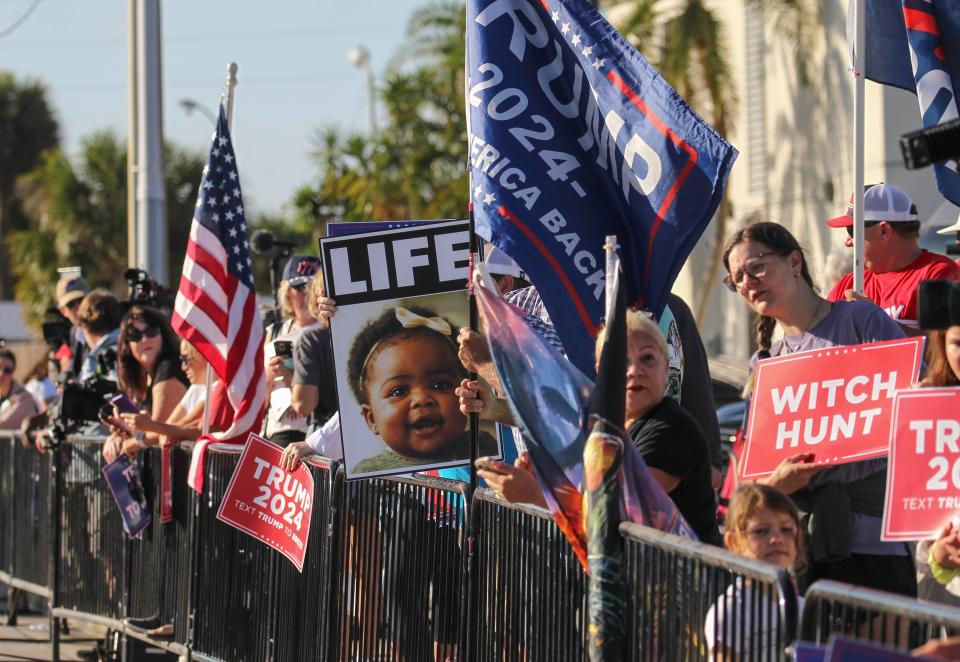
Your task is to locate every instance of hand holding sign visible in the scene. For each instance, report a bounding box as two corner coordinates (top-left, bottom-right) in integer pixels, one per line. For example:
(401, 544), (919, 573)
(758, 452), (826, 495)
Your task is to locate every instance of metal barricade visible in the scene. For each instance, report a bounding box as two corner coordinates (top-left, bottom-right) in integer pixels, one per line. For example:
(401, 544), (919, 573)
(0, 432), (13, 585)
(336, 472), (469, 662)
(127, 445), (194, 645)
(190, 443), (275, 660)
(470, 488), (588, 662)
(268, 456), (342, 662)
(8, 431), (53, 595)
(57, 435), (125, 620)
(189, 445), (345, 662)
(621, 522), (798, 662)
(799, 579), (960, 651)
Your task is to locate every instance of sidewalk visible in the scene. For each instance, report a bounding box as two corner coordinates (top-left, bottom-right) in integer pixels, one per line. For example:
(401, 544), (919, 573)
(0, 614), (106, 662)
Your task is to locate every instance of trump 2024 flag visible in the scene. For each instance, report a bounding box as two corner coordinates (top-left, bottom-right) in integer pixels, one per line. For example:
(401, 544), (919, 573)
(467, 0), (738, 375)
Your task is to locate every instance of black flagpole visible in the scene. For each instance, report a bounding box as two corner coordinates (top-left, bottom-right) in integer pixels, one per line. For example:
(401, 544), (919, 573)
(467, 204), (479, 496)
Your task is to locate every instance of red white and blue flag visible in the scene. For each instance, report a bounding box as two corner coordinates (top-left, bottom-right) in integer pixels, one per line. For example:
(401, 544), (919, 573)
(172, 104), (265, 492)
(850, 0), (960, 206)
(467, 0), (737, 375)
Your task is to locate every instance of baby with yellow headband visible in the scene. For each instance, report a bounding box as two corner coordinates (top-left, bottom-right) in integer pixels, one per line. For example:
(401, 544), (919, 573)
(347, 305), (497, 473)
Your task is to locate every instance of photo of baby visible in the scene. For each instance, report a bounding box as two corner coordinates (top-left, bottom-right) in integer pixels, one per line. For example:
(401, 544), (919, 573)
(332, 293), (499, 478)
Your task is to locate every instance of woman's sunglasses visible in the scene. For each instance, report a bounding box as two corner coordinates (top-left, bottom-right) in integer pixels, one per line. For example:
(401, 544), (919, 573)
(126, 325), (161, 342)
(290, 281), (309, 292)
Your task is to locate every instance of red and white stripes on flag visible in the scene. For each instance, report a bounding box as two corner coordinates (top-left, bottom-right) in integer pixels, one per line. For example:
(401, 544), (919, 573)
(171, 104), (265, 492)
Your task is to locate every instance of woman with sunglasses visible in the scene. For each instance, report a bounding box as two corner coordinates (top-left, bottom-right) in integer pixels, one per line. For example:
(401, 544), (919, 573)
(102, 306), (187, 461)
(263, 255), (321, 446)
(115, 340), (224, 448)
(723, 221), (916, 597)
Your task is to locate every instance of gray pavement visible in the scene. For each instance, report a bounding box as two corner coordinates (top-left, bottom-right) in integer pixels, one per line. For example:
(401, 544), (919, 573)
(0, 614), (106, 662)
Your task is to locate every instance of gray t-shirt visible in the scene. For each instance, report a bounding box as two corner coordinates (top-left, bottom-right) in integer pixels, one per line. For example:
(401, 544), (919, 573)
(749, 299), (907, 556)
(292, 324), (337, 429)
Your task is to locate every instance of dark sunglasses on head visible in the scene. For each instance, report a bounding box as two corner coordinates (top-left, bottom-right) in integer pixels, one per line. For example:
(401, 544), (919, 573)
(290, 281), (309, 292)
(126, 325), (161, 342)
(0, 365), (13, 375)
(845, 221), (881, 238)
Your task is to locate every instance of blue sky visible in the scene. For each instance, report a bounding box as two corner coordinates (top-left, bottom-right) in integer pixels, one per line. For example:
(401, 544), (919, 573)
(0, 0), (429, 216)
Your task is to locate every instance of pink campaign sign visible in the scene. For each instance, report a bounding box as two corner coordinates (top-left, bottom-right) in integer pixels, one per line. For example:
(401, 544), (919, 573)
(882, 387), (960, 542)
(216, 434), (314, 571)
(740, 337), (924, 481)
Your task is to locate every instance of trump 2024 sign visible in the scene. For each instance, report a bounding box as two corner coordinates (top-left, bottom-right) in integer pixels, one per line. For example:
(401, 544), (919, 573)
(216, 434), (314, 571)
(739, 337), (924, 481)
(882, 387), (960, 542)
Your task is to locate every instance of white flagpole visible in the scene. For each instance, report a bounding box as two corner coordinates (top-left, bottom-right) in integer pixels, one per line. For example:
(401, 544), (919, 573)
(853, 0), (866, 292)
(201, 63), (240, 437)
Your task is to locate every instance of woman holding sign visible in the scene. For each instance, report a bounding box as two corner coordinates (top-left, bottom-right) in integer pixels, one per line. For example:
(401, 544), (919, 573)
(722, 222), (914, 596)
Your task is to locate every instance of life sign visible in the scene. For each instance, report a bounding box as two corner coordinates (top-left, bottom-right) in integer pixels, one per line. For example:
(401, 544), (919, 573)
(320, 220), (470, 306)
(739, 337), (924, 480)
(882, 387), (960, 542)
(216, 434), (314, 572)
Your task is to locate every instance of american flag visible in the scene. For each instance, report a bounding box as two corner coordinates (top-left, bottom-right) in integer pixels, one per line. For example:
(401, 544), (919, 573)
(172, 104), (265, 491)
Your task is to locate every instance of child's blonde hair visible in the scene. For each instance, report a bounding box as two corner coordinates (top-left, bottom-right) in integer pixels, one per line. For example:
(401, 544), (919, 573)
(725, 484), (806, 572)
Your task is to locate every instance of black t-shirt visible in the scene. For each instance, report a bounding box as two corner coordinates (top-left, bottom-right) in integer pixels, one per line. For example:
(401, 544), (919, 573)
(628, 398), (720, 544)
(143, 356), (189, 414)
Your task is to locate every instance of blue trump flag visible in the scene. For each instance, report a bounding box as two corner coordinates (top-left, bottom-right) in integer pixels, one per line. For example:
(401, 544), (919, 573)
(849, 0), (960, 206)
(467, 0), (738, 375)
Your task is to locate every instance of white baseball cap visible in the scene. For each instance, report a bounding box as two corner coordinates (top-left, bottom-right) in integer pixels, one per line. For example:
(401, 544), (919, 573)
(485, 244), (523, 278)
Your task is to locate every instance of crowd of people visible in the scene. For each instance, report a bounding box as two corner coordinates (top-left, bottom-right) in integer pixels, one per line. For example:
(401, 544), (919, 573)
(2, 181), (960, 658)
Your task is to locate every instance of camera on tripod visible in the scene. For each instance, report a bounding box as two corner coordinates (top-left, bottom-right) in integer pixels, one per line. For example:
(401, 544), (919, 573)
(125, 268), (174, 309)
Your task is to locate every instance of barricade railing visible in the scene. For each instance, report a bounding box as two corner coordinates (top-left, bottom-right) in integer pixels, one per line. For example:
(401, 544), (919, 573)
(470, 487), (588, 661)
(336, 471), (469, 661)
(621, 522), (799, 661)
(799, 579), (960, 652)
(189, 443), (343, 662)
(9, 429), (960, 662)
(1, 428), (54, 635)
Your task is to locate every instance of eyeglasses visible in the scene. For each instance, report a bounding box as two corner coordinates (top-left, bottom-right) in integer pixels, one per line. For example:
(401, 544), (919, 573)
(0, 365), (13, 375)
(290, 281), (309, 292)
(844, 221), (881, 238)
(65, 298), (82, 311)
(126, 325), (161, 342)
(723, 252), (786, 292)
(178, 354), (191, 365)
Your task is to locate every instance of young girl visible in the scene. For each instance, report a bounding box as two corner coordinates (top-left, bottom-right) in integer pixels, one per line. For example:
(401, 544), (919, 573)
(348, 305), (497, 473)
(705, 483), (806, 660)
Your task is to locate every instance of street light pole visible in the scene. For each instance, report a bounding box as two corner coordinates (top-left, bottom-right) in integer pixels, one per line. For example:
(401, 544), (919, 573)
(347, 45), (377, 134)
(178, 98), (217, 125)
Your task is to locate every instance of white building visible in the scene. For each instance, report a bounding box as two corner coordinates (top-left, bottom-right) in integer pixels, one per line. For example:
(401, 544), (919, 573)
(615, 1), (957, 359)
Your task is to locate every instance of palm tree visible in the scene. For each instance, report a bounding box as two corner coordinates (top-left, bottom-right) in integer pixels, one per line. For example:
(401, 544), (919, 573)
(606, 0), (814, 323)
(9, 131), (203, 326)
(0, 73), (59, 299)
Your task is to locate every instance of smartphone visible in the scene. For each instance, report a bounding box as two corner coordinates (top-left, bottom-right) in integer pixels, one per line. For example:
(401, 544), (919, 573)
(474, 456), (508, 473)
(273, 340), (293, 358)
(111, 393), (140, 414)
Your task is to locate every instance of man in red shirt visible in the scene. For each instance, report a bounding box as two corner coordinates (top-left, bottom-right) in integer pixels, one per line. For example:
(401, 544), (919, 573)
(826, 183), (960, 332)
